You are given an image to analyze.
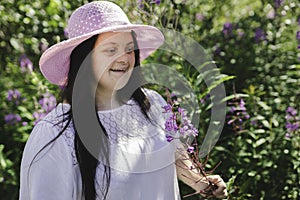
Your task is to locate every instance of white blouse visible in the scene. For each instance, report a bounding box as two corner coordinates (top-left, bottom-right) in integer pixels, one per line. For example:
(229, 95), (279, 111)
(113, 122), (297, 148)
(19, 89), (181, 200)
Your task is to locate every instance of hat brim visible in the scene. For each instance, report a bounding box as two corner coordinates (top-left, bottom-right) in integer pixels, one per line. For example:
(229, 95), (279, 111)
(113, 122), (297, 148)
(39, 24), (164, 85)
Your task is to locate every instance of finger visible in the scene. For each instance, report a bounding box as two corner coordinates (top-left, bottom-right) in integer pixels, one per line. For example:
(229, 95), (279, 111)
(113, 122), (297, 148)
(207, 175), (226, 189)
(206, 175), (228, 198)
(214, 190), (228, 199)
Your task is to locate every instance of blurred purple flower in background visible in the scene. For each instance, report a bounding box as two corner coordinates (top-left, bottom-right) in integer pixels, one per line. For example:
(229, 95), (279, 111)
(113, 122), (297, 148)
(153, 0), (161, 5)
(286, 106), (297, 116)
(213, 44), (221, 57)
(4, 114), (22, 125)
(33, 92), (57, 125)
(7, 89), (21, 101)
(286, 123), (299, 132)
(38, 92), (57, 113)
(137, 0), (144, 9)
(296, 31), (300, 41)
(274, 0), (284, 9)
(267, 9), (276, 19)
(227, 98), (250, 132)
(195, 13), (204, 21)
(285, 106), (299, 138)
(222, 22), (233, 36)
(237, 29), (245, 38)
(22, 121), (28, 126)
(32, 111), (47, 125)
(64, 28), (69, 38)
(19, 54), (33, 73)
(254, 28), (267, 43)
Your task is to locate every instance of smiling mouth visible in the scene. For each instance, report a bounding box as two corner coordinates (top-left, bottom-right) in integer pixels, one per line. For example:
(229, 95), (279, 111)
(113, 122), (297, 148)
(110, 66), (129, 73)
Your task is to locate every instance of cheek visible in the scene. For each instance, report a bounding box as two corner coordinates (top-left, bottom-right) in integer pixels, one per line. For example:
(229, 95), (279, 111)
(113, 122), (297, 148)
(129, 53), (136, 66)
(92, 56), (112, 75)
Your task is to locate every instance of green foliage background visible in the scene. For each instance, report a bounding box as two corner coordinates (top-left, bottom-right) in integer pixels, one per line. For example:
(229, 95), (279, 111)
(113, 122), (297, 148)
(0, 0), (299, 199)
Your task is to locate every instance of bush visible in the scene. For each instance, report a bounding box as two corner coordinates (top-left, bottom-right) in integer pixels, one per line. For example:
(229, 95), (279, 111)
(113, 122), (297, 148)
(0, 0), (299, 199)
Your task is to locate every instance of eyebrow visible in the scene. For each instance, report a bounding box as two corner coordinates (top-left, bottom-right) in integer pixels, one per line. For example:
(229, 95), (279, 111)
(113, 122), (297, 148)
(101, 41), (134, 47)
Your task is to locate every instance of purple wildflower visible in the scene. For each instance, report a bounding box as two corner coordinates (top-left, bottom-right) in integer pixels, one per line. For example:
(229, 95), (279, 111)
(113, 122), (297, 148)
(165, 115), (178, 132)
(286, 106), (297, 116)
(267, 9), (276, 19)
(137, 0), (144, 9)
(19, 54), (33, 73)
(274, 0), (284, 9)
(296, 31), (300, 41)
(222, 22), (233, 36)
(162, 104), (172, 113)
(163, 90), (199, 155)
(237, 29), (245, 38)
(166, 134), (174, 142)
(195, 13), (204, 21)
(285, 106), (300, 137)
(285, 133), (291, 139)
(64, 28), (69, 38)
(227, 119), (235, 125)
(22, 121), (28, 126)
(227, 98), (250, 132)
(251, 120), (257, 126)
(239, 99), (246, 110)
(4, 114), (22, 125)
(286, 122), (299, 132)
(187, 146), (194, 154)
(154, 0), (161, 5)
(32, 111), (47, 125)
(254, 28), (267, 43)
(7, 89), (21, 102)
(178, 107), (187, 118)
(213, 44), (221, 57)
(229, 106), (236, 113)
(38, 92), (57, 113)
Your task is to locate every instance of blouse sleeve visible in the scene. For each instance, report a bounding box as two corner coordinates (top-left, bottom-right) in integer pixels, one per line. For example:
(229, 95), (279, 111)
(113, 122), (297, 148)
(19, 121), (74, 200)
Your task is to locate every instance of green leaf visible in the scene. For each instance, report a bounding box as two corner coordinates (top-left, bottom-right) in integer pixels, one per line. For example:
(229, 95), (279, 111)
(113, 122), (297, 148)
(255, 138), (267, 147)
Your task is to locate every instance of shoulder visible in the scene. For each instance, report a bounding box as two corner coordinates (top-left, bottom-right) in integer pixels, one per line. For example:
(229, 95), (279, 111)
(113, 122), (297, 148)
(22, 104), (75, 165)
(39, 103), (71, 128)
(26, 103), (72, 153)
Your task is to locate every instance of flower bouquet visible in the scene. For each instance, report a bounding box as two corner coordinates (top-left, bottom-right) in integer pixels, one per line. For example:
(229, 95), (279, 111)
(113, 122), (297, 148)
(163, 89), (222, 198)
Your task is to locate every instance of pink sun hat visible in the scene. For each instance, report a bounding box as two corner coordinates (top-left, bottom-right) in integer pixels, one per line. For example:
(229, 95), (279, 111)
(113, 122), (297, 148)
(39, 1), (164, 86)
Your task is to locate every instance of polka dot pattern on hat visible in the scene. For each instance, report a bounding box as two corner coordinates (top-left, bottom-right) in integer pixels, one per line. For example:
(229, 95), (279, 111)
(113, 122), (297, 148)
(67, 1), (130, 38)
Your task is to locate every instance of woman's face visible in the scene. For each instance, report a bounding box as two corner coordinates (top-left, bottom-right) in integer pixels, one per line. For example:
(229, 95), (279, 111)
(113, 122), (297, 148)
(92, 31), (135, 92)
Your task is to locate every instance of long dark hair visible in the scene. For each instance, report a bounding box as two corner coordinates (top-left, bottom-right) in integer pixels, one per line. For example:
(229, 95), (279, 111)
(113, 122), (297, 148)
(30, 32), (151, 200)
(62, 32), (151, 199)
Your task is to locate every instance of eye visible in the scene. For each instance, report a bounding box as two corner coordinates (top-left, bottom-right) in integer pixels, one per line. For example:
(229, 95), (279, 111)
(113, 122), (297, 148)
(125, 45), (135, 54)
(103, 47), (117, 56)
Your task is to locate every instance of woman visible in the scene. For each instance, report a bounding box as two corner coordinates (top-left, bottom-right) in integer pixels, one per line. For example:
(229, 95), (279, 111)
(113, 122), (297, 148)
(19, 1), (227, 199)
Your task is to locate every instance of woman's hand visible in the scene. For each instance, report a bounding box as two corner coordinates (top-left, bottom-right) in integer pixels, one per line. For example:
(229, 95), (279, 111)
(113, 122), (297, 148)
(198, 175), (228, 199)
(176, 157), (228, 199)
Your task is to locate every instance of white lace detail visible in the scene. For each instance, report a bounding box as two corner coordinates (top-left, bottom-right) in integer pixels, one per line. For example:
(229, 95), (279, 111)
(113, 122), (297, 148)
(98, 99), (162, 144)
(39, 89), (168, 166)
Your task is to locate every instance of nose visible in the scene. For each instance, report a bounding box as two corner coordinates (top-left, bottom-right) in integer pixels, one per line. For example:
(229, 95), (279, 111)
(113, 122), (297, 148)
(115, 50), (132, 63)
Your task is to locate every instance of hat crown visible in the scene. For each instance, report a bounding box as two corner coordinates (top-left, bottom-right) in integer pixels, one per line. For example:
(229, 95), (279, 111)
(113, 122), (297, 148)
(66, 1), (130, 38)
